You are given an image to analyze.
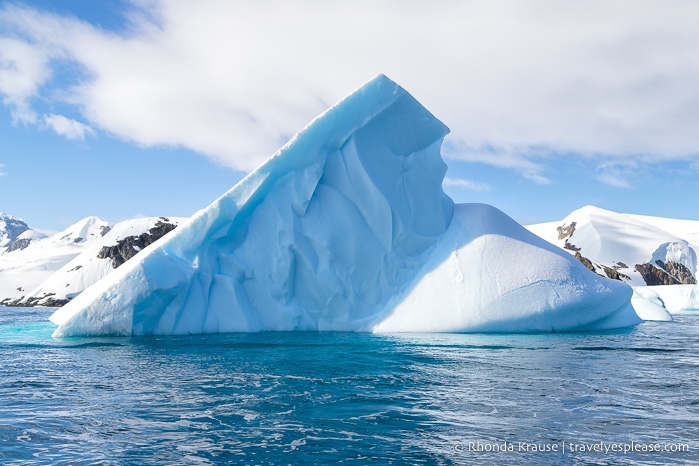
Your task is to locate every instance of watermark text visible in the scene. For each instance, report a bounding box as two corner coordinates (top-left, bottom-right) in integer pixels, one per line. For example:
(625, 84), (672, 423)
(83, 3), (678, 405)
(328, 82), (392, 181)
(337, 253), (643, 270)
(452, 440), (690, 456)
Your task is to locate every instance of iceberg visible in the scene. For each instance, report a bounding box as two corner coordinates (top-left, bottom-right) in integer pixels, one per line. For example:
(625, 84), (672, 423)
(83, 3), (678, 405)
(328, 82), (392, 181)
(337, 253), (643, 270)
(51, 75), (639, 337)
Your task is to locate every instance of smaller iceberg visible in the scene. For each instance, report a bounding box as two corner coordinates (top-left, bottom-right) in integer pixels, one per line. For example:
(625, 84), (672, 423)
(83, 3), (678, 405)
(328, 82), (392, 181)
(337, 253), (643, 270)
(52, 75), (639, 337)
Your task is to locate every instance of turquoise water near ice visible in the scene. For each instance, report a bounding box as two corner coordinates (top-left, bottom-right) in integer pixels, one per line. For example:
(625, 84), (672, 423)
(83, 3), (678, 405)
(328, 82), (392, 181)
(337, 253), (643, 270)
(1, 306), (698, 465)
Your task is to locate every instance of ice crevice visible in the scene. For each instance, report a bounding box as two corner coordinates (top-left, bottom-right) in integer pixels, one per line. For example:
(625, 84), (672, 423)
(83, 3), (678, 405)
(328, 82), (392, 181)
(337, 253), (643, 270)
(51, 75), (639, 337)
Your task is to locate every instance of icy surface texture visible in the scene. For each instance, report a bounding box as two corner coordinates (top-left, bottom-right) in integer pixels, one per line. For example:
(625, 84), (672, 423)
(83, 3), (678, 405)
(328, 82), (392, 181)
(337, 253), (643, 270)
(375, 204), (639, 332)
(52, 75), (638, 337)
(53, 75), (454, 336)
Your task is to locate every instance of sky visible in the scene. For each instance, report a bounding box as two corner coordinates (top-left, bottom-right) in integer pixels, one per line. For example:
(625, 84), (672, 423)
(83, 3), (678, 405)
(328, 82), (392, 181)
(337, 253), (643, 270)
(1, 0), (699, 232)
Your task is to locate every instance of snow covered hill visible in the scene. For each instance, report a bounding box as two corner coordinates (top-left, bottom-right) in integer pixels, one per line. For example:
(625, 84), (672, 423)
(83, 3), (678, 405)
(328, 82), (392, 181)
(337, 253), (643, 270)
(0, 216), (111, 304)
(0, 216), (183, 306)
(526, 206), (699, 287)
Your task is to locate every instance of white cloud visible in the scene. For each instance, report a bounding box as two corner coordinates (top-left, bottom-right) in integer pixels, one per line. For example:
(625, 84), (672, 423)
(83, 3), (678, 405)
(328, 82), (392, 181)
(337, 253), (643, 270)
(42, 113), (93, 140)
(2, 1), (699, 174)
(444, 176), (490, 191)
(0, 37), (50, 124)
(0, 163), (6, 177)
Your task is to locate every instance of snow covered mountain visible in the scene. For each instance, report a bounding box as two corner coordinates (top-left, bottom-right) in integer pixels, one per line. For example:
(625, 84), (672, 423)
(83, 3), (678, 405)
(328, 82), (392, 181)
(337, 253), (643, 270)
(51, 75), (639, 337)
(0, 216), (111, 304)
(0, 216), (182, 306)
(0, 213), (46, 253)
(526, 205), (699, 287)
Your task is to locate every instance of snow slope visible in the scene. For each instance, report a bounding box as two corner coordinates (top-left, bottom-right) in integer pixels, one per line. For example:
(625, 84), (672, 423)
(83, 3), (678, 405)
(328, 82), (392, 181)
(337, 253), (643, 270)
(0, 216), (110, 303)
(626, 214), (699, 247)
(527, 205), (699, 286)
(52, 75), (639, 337)
(18, 217), (183, 307)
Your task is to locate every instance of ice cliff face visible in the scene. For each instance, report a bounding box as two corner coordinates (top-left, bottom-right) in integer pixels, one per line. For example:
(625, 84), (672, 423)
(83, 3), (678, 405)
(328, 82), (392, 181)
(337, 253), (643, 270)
(52, 75), (639, 337)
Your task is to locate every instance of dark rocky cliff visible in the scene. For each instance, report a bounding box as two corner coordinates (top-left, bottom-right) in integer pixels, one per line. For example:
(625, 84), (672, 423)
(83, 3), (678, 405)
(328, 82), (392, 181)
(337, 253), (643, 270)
(634, 260), (697, 286)
(97, 218), (177, 268)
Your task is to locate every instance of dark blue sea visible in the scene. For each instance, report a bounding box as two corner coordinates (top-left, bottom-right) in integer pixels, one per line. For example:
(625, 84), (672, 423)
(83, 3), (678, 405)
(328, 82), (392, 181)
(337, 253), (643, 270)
(1, 306), (697, 465)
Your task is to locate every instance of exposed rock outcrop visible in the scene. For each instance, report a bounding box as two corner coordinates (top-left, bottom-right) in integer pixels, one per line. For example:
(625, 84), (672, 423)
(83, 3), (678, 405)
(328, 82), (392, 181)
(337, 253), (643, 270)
(573, 252), (631, 282)
(7, 237), (32, 252)
(97, 218), (177, 268)
(602, 265), (631, 281)
(563, 240), (581, 252)
(1, 293), (69, 307)
(634, 260), (696, 286)
(656, 259), (696, 285)
(557, 222), (576, 240)
(635, 263), (679, 286)
(574, 251), (595, 272)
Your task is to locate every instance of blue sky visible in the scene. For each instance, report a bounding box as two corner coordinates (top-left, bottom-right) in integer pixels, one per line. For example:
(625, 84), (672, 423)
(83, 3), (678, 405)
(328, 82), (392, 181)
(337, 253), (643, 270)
(2, 0), (699, 231)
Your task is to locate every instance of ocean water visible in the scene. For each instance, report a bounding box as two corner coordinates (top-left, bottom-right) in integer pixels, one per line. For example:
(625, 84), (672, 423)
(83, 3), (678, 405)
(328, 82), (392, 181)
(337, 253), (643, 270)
(1, 306), (698, 465)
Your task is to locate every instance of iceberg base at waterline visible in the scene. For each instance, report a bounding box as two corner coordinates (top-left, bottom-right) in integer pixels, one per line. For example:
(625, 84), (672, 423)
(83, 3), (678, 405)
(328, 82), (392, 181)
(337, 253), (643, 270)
(50, 75), (640, 337)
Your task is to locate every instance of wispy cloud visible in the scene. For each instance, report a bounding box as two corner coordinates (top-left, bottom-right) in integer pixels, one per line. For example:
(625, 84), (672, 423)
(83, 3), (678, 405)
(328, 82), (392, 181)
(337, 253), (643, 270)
(0, 163), (6, 177)
(42, 114), (94, 140)
(1, 1), (699, 174)
(443, 142), (551, 185)
(444, 176), (490, 192)
(595, 161), (639, 189)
